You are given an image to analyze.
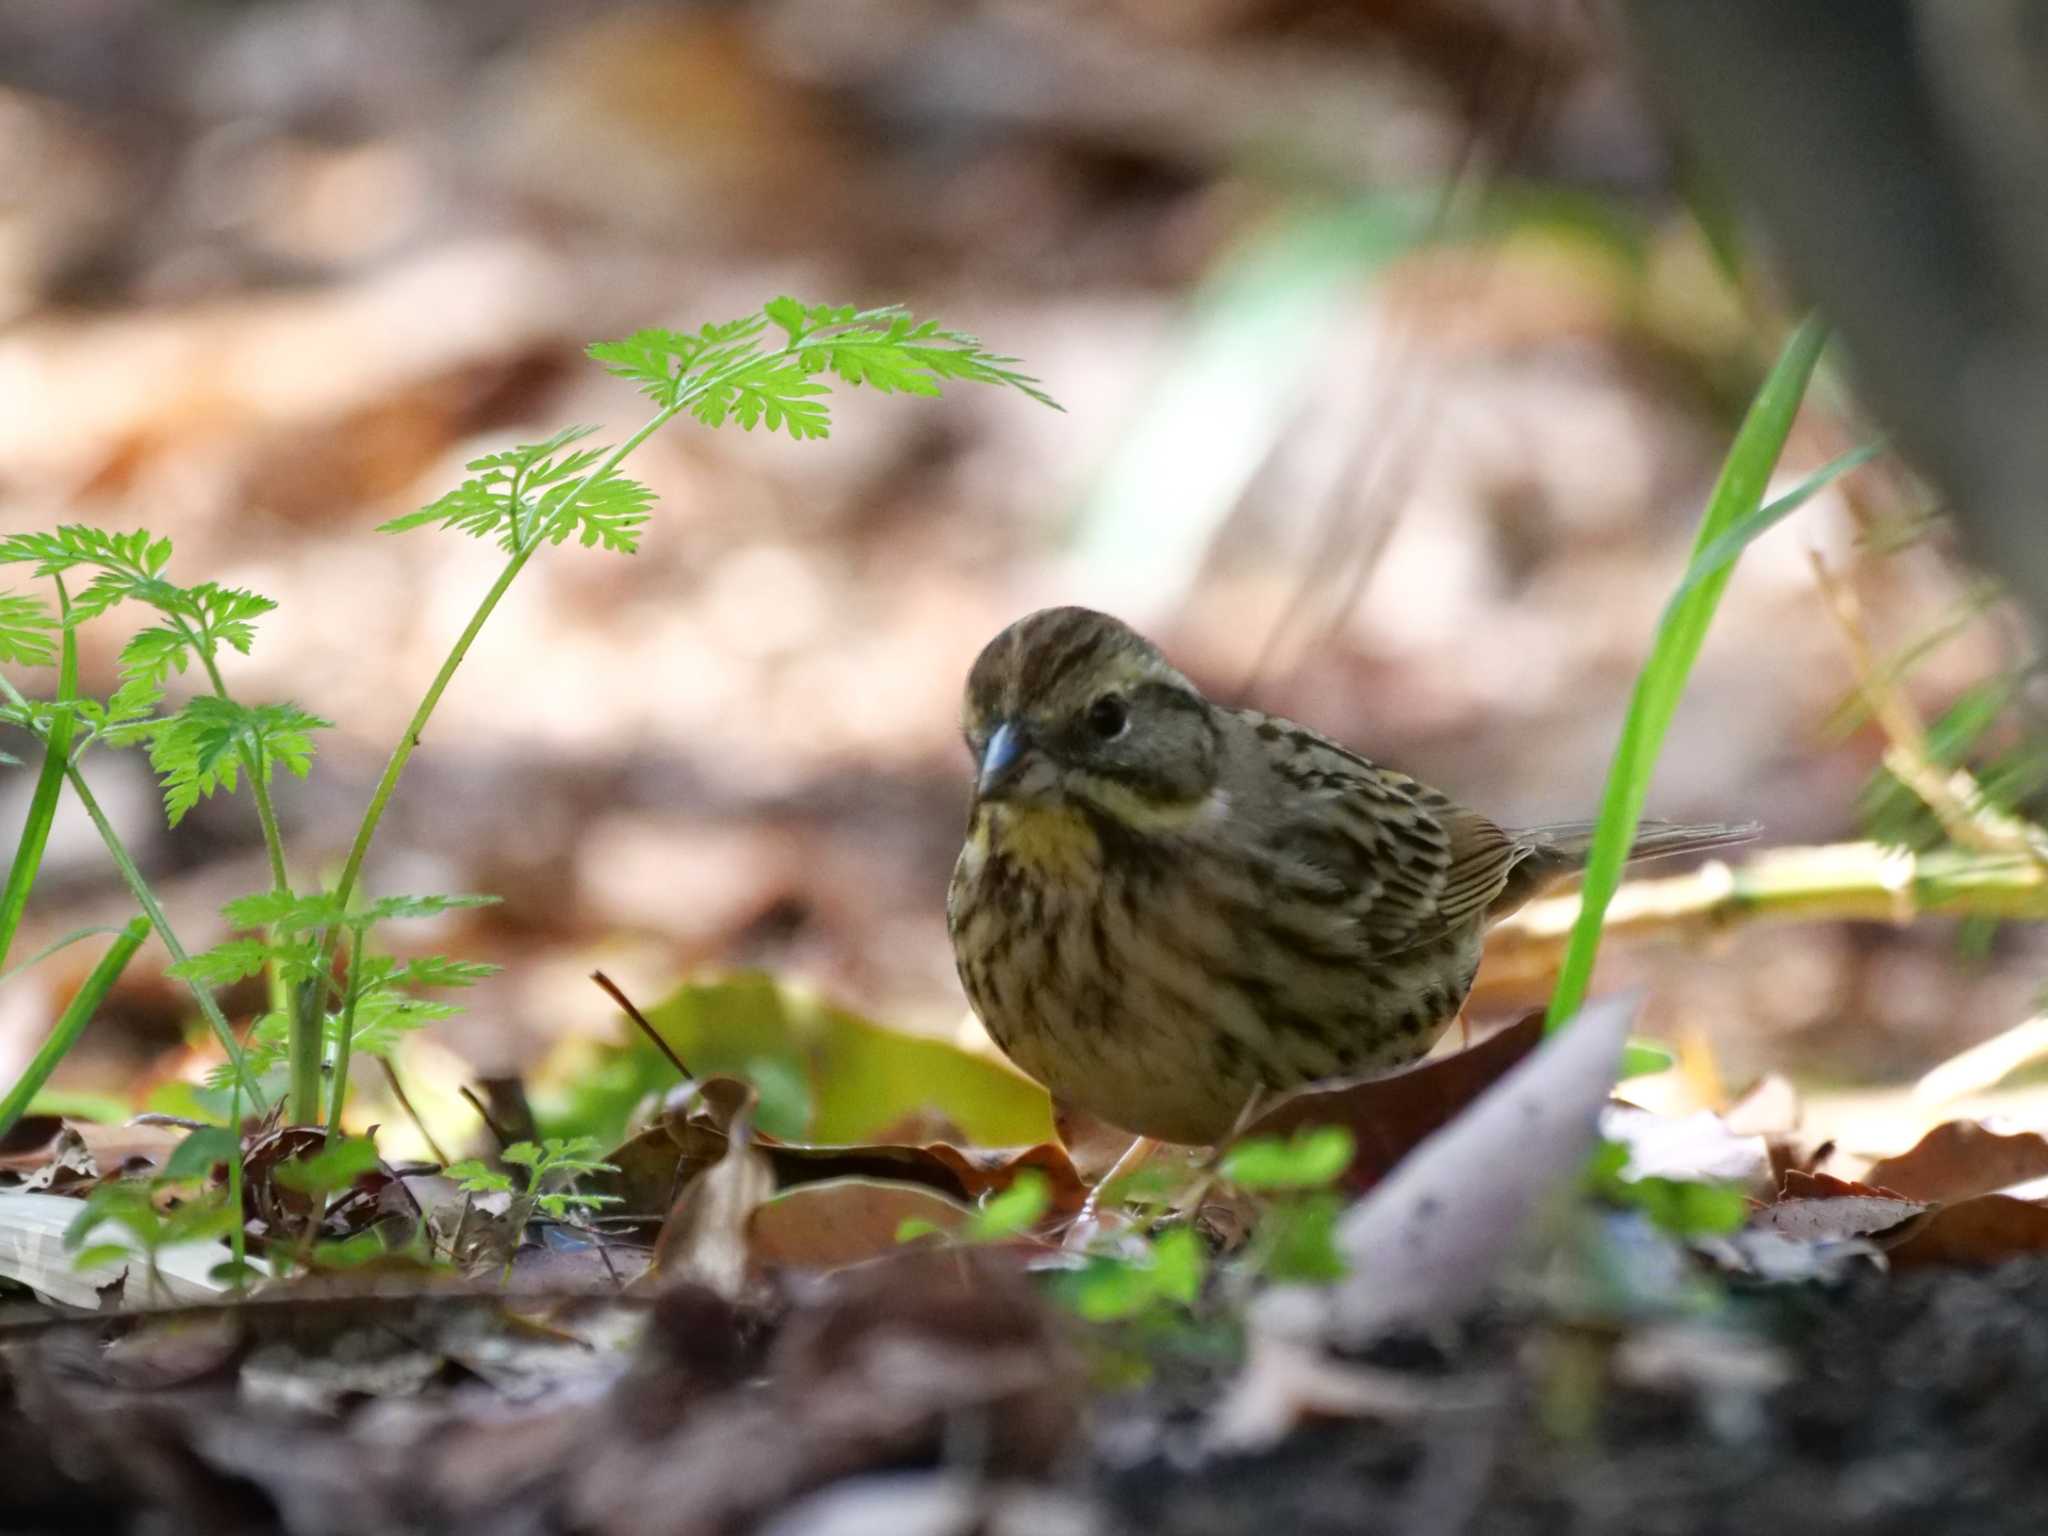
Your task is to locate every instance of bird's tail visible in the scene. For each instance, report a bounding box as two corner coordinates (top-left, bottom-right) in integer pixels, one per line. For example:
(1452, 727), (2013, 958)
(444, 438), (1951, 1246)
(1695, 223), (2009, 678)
(1491, 818), (1759, 920)
(1516, 818), (1761, 869)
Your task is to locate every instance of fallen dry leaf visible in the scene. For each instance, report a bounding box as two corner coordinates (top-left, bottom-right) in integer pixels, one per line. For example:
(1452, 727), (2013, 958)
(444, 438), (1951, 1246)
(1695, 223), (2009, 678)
(593, 1074), (1087, 1227)
(1863, 1120), (2048, 1205)
(1885, 1194), (2048, 1270)
(653, 1085), (777, 1297)
(572, 1249), (1078, 1536)
(1776, 1168), (1910, 1202)
(0, 1117), (67, 1173)
(747, 1177), (972, 1271)
(1753, 1196), (1927, 1246)
(1243, 1010), (1544, 1192)
(0, 1121), (96, 1194)
(1750, 1168), (1928, 1248)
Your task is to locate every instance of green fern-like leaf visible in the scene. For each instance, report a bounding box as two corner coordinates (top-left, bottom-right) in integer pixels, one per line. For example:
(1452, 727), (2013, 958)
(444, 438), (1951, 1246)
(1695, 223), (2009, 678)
(222, 889), (345, 931)
(537, 466), (655, 551)
(145, 697), (331, 826)
(166, 938), (277, 988)
(355, 892), (500, 924)
(117, 625), (192, 689)
(0, 591), (57, 666)
(380, 427), (619, 551)
(0, 526), (173, 580)
(187, 584), (278, 656)
(387, 954), (500, 988)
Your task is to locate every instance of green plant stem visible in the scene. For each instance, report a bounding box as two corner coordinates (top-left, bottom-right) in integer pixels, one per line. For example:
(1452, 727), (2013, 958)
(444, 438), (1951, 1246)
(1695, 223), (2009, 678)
(0, 578), (79, 973)
(325, 336), (834, 923)
(192, 645), (292, 897)
(329, 396), (699, 916)
(191, 637), (310, 1113)
(326, 930), (364, 1138)
(1546, 315), (1830, 1028)
(299, 373), (765, 1123)
(59, 762), (265, 1107)
(0, 917), (148, 1140)
(283, 538), (534, 1125)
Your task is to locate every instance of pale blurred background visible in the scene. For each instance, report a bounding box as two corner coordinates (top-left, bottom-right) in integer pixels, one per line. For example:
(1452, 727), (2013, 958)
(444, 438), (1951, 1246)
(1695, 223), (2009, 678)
(1, 0), (2034, 1119)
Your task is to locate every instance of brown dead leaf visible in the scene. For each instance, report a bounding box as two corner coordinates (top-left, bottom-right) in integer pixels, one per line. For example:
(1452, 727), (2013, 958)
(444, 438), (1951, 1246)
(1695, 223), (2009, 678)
(572, 1248), (1077, 1536)
(915, 1140), (1087, 1208)
(0, 1116), (66, 1172)
(591, 1073), (1087, 1226)
(1885, 1194), (2048, 1270)
(1243, 1010), (1544, 1193)
(1751, 1167), (1929, 1246)
(747, 1178), (972, 1271)
(1754, 1194), (1927, 1246)
(1, 1120), (97, 1194)
(653, 1087), (776, 1298)
(1864, 1120), (2048, 1205)
(1776, 1168), (1911, 1202)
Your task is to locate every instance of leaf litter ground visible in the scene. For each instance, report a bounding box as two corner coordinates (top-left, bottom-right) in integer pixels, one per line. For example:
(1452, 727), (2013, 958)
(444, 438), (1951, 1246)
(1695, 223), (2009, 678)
(12, 1008), (2048, 1533)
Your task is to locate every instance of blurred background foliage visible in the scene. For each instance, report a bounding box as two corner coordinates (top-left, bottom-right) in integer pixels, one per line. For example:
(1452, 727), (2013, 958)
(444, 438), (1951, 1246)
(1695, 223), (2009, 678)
(1, 0), (2041, 1155)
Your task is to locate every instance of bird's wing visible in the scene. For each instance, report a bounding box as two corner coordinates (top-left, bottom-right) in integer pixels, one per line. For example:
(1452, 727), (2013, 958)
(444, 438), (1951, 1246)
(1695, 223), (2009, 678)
(1252, 719), (1525, 952)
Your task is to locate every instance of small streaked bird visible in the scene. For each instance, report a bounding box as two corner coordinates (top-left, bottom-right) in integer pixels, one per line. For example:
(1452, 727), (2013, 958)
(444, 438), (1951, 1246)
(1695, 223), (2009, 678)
(946, 606), (1754, 1146)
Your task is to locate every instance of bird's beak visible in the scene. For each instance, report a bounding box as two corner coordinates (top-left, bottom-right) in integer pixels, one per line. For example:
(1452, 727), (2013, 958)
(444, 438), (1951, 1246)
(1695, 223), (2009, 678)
(977, 720), (1029, 800)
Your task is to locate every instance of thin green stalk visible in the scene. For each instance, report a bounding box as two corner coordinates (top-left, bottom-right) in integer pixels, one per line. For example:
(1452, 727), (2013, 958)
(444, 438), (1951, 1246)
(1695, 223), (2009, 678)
(298, 360), (798, 1122)
(296, 325), (930, 1123)
(1547, 315), (1832, 1029)
(0, 917), (148, 1140)
(288, 529), (538, 1125)
(325, 338), (814, 919)
(191, 642), (292, 898)
(60, 762), (265, 1107)
(192, 634), (308, 1114)
(326, 930), (364, 1138)
(0, 577), (79, 972)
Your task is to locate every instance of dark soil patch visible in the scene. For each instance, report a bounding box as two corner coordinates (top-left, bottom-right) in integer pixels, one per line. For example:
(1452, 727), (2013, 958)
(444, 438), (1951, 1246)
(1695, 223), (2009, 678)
(1103, 1261), (2048, 1536)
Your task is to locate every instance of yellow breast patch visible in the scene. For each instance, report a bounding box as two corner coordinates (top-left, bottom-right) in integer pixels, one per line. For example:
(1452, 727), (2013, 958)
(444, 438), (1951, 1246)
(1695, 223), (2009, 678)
(976, 802), (1103, 883)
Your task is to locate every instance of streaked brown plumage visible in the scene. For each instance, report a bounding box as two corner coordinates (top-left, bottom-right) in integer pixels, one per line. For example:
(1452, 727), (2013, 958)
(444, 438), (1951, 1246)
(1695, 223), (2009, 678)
(945, 606), (1753, 1145)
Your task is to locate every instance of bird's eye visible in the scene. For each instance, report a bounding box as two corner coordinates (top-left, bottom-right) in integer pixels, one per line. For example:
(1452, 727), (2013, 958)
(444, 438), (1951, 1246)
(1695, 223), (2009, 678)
(1086, 695), (1129, 739)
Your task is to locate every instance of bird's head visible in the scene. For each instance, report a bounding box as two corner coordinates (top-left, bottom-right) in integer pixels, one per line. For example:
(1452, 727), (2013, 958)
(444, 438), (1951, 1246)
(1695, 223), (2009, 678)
(960, 607), (1224, 834)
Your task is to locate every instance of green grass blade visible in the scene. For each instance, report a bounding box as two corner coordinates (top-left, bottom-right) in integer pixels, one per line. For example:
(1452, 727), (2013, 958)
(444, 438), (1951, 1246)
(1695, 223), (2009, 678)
(0, 917), (149, 1140)
(1667, 438), (1884, 609)
(0, 578), (79, 973)
(0, 925), (141, 990)
(1546, 315), (1832, 1029)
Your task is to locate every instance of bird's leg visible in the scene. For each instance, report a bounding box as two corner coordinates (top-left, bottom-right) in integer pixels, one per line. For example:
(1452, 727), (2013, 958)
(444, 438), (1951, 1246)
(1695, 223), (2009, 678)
(1171, 1087), (1274, 1224)
(1065, 1134), (1160, 1249)
(1458, 1007), (1471, 1050)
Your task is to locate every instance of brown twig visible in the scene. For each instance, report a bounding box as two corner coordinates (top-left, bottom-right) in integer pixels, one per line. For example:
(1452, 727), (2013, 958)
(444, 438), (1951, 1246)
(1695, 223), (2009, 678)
(591, 969), (693, 1081)
(377, 1056), (450, 1167)
(459, 1086), (512, 1152)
